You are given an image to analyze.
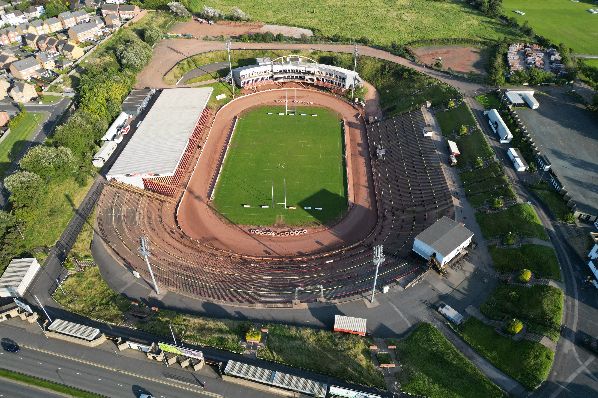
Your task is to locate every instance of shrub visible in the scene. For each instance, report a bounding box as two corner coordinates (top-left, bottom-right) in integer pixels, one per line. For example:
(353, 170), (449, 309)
(474, 156), (484, 168)
(245, 326), (261, 342)
(506, 318), (524, 335)
(519, 269), (532, 283)
(492, 197), (504, 209)
(459, 124), (468, 136)
(503, 231), (517, 246)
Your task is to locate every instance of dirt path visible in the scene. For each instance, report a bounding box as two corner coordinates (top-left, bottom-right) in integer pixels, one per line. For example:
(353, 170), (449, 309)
(177, 88), (377, 257)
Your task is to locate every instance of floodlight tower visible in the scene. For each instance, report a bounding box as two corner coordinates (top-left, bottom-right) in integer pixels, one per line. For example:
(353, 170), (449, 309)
(351, 44), (359, 100)
(226, 39), (235, 99)
(370, 245), (385, 303)
(139, 236), (160, 295)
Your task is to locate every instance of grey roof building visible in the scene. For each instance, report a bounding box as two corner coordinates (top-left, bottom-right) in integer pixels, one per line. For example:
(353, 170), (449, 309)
(413, 217), (474, 266)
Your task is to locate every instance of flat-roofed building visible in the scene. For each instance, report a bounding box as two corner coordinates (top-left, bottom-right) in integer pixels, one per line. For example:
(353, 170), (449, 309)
(0, 258), (41, 298)
(413, 216), (474, 266)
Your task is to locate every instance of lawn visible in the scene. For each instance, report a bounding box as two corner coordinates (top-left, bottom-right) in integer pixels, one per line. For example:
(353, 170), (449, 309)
(212, 105), (347, 226)
(475, 92), (502, 110)
(54, 267), (132, 324)
(455, 129), (494, 168)
(0, 368), (102, 398)
(39, 95), (61, 104)
(489, 244), (561, 281)
(396, 323), (505, 398)
(0, 112), (43, 176)
(258, 323), (385, 388)
(436, 102), (476, 136)
(583, 59), (598, 69)
(165, 49), (460, 115)
(476, 203), (548, 240)
(530, 182), (574, 222)
(459, 318), (554, 390)
(502, 0), (598, 54)
(182, 0), (514, 46)
(480, 284), (564, 341)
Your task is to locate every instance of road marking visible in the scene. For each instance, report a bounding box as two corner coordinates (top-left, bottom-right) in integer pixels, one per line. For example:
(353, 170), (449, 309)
(388, 301), (412, 327)
(21, 345), (222, 398)
(549, 356), (595, 398)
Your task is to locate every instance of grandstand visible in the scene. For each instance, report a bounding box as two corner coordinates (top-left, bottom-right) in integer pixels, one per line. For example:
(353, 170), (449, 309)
(232, 55), (361, 91)
(96, 105), (454, 304)
(106, 87), (213, 196)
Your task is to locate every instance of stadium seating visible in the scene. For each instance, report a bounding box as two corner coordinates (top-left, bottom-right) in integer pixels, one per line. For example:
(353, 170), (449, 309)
(96, 109), (453, 305)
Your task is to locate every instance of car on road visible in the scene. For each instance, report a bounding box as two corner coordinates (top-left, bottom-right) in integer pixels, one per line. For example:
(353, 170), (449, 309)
(1, 338), (19, 353)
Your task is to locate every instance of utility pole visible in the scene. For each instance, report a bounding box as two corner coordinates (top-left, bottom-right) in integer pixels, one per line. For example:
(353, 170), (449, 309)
(351, 43), (358, 100)
(34, 294), (52, 322)
(226, 39), (235, 99)
(139, 236), (160, 295)
(370, 245), (385, 303)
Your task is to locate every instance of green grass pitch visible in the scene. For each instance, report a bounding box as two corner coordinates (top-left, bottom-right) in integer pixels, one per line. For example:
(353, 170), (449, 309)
(212, 106), (347, 226)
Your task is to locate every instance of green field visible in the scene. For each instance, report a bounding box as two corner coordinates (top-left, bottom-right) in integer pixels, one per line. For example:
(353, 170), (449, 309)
(503, 0), (598, 55)
(436, 102), (477, 136)
(489, 244), (561, 280)
(460, 318), (554, 390)
(183, 0), (513, 46)
(0, 112), (42, 176)
(213, 106), (346, 226)
(396, 323), (505, 398)
(476, 203), (548, 240)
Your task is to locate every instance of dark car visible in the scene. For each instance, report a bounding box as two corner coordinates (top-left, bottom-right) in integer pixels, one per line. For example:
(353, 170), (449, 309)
(1, 338), (19, 353)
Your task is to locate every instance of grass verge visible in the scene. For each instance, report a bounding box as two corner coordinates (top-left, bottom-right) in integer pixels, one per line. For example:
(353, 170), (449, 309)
(396, 323), (505, 398)
(480, 284), (563, 341)
(475, 92), (501, 110)
(0, 112), (43, 177)
(529, 182), (574, 222)
(476, 203), (548, 241)
(489, 244), (561, 281)
(459, 318), (553, 390)
(436, 102), (476, 136)
(0, 368), (102, 398)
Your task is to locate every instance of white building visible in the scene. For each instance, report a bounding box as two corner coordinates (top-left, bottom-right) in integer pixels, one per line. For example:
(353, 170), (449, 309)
(484, 109), (513, 143)
(101, 111), (129, 142)
(93, 140), (118, 168)
(505, 90), (539, 109)
(413, 217), (474, 266)
(107, 88), (213, 188)
(447, 140), (460, 156)
(232, 55), (361, 91)
(0, 258), (41, 298)
(507, 147), (528, 172)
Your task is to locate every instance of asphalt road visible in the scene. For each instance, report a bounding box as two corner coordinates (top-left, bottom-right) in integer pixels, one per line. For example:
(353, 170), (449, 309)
(0, 377), (63, 398)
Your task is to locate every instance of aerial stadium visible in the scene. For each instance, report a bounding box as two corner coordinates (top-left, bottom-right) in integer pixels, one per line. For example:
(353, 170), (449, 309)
(96, 55), (454, 305)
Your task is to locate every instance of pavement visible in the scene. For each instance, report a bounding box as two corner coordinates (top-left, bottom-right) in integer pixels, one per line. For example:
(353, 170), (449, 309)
(0, 377), (63, 398)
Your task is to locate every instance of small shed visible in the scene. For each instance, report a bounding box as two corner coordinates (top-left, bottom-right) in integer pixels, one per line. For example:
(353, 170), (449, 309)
(0, 258), (41, 297)
(333, 315), (367, 336)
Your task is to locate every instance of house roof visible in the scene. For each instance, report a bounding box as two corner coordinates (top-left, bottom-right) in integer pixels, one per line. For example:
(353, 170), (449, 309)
(0, 258), (39, 294)
(24, 33), (37, 40)
(0, 54), (15, 63)
(119, 5), (136, 11)
(101, 4), (119, 11)
(72, 10), (88, 18)
(414, 216), (474, 258)
(37, 52), (51, 62)
(30, 19), (43, 27)
(58, 11), (73, 19)
(11, 57), (39, 71)
(70, 22), (98, 34)
(62, 43), (76, 52)
(46, 17), (61, 25)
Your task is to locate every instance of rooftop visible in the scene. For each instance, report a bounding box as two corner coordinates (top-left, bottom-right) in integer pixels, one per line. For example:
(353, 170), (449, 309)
(414, 216), (473, 257)
(0, 258), (39, 292)
(108, 88), (213, 177)
(11, 56), (39, 71)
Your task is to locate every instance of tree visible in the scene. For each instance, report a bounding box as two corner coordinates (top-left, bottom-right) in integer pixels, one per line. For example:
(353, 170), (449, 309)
(19, 146), (77, 179)
(44, 0), (69, 18)
(506, 318), (524, 335)
(474, 156), (484, 168)
(519, 269), (532, 283)
(142, 25), (162, 46)
(167, 2), (191, 18)
(229, 7), (249, 21)
(4, 171), (44, 208)
(447, 99), (456, 109)
(459, 124), (468, 136)
(115, 38), (152, 72)
(199, 5), (223, 20)
(492, 197), (504, 209)
(0, 210), (16, 240)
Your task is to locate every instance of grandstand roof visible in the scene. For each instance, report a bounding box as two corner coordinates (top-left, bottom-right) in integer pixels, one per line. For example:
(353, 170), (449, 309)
(107, 88), (212, 177)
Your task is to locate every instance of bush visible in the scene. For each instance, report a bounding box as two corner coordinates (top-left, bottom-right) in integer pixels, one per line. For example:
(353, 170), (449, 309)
(492, 197), (504, 209)
(503, 231), (517, 245)
(245, 326), (261, 342)
(506, 319), (524, 335)
(519, 269), (532, 283)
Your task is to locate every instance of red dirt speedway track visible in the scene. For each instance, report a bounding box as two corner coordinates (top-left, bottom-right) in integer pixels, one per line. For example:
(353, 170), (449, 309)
(96, 86), (454, 305)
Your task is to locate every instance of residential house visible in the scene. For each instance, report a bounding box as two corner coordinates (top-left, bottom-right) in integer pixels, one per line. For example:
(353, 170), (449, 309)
(23, 32), (37, 47)
(62, 42), (84, 59)
(9, 81), (37, 103)
(15, 23), (29, 35)
(36, 52), (54, 70)
(35, 34), (50, 51)
(58, 11), (76, 29)
(68, 22), (101, 43)
(93, 16), (105, 29)
(9, 56), (40, 80)
(0, 110), (9, 126)
(45, 37), (58, 54)
(23, 5), (43, 20)
(72, 10), (90, 24)
(29, 19), (48, 35)
(3, 10), (27, 26)
(105, 13), (122, 29)
(0, 29), (12, 45)
(45, 17), (62, 33)
(55, 39), (68, 52)
(118, 5), (139, 20)
(0, 53), (17, 69)
(100, 4), (119, 18)
(0, 80), (9, 101)
(5, 27), (20, 43)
